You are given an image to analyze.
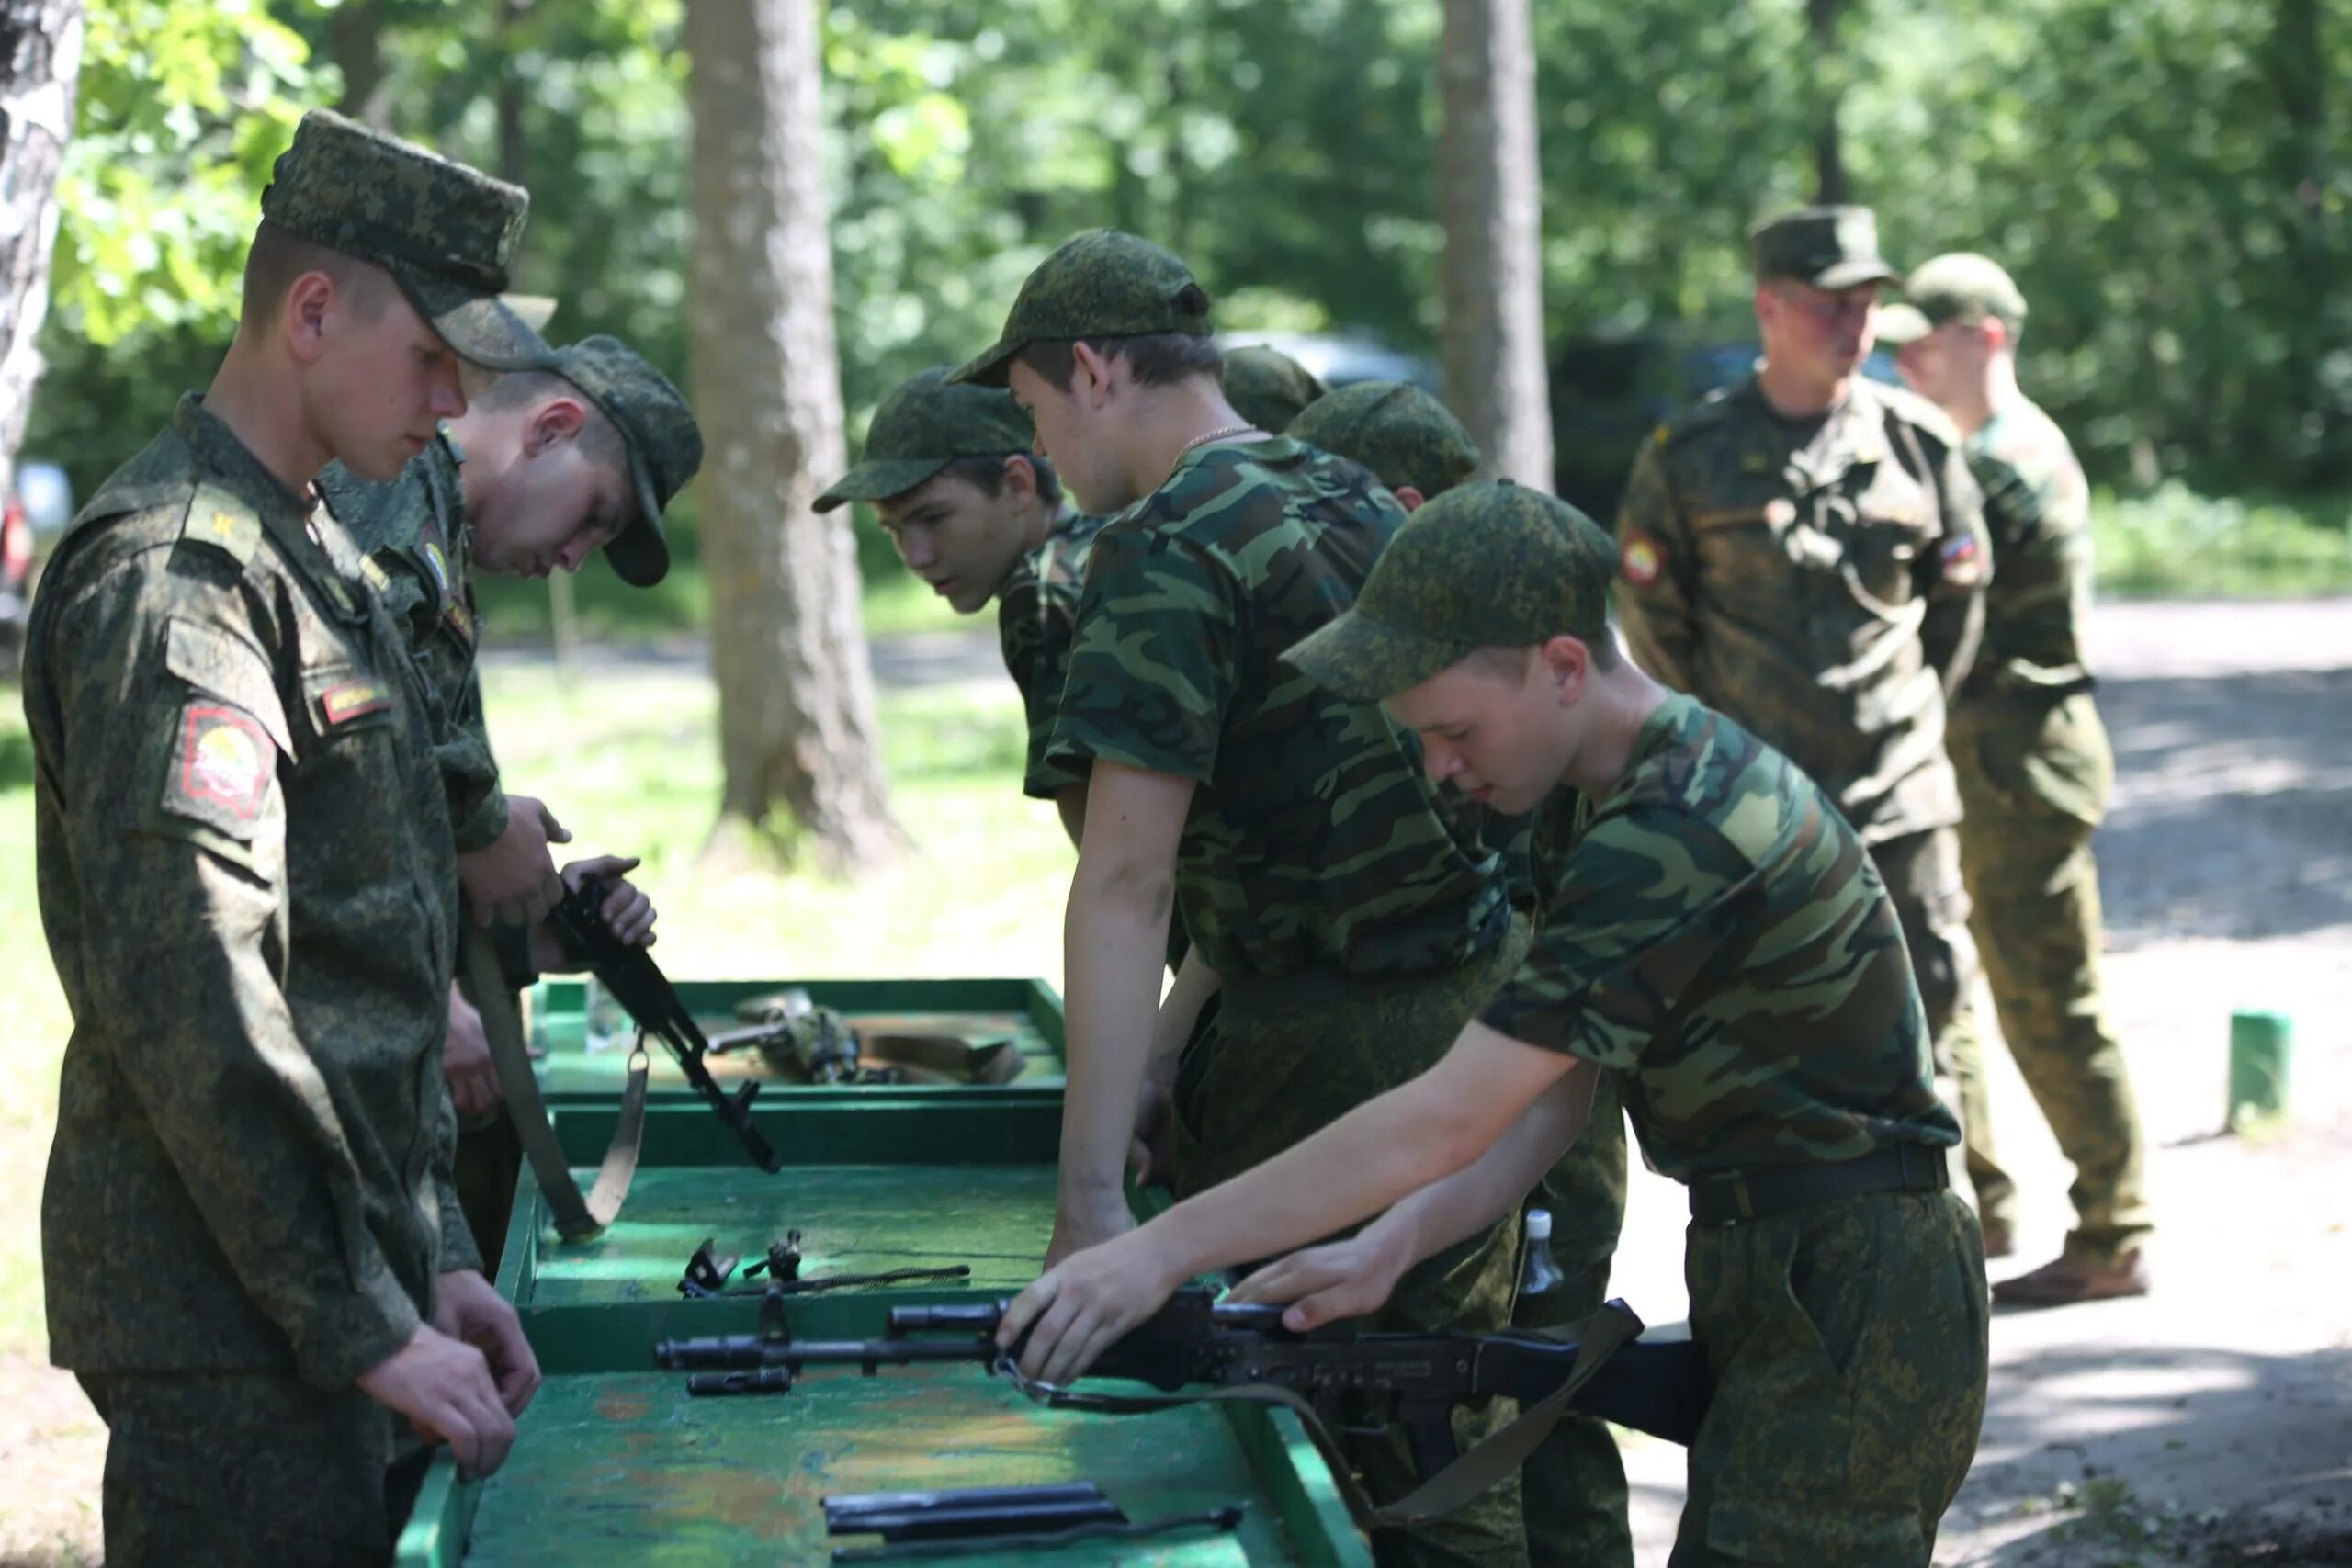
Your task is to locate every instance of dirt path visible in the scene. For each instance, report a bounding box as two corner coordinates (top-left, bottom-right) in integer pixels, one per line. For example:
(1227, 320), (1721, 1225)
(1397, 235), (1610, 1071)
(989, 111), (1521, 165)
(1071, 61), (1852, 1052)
(4, 600), (2346, 1565)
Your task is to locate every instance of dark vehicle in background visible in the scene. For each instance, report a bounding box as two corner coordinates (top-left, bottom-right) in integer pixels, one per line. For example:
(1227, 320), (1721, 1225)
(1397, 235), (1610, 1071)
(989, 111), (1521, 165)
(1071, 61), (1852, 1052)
(2, 460), (74, 681)
(1552, 334), (1902, 520)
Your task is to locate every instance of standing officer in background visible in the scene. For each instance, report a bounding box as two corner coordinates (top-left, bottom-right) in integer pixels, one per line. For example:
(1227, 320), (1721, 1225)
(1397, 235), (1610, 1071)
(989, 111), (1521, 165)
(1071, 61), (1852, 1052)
(26, 110), (549, 1564)
(1294, 375), (1634, 1567)
(1880, 254), (2153, 1303)
(1611, 206), (2015, 1253)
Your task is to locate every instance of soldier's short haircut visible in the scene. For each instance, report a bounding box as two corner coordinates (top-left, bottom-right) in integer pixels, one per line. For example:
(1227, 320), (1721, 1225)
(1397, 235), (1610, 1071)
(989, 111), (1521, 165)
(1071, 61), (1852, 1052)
(473, 369), (629, 474)
(240, 221), (398, 332)
(939, 452), (1065, 510)
(1014, 327), (1223, 393)
(1468, 630), (1621, 681)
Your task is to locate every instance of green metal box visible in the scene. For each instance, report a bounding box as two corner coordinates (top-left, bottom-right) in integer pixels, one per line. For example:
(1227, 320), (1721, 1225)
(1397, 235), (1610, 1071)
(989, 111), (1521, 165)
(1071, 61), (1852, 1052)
(395, 979), (1370, 1566)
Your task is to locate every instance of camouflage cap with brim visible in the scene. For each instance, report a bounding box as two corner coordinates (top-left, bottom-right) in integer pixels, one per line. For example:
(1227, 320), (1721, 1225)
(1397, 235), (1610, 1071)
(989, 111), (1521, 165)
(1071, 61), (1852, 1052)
(1750, 205), (1901, 291)
(815, 367), (1035, 513)
(261, 109), (551, 372)
(1220, 345), (1327, 434)
(1873, 302), (1935, 345)
(1889, 252), (2030, 348)
(946, 230), (1212, 389)
(1286, 481), (1616, 702)
(542, 336), (702, 587)
(1289, 381), (1480, 499)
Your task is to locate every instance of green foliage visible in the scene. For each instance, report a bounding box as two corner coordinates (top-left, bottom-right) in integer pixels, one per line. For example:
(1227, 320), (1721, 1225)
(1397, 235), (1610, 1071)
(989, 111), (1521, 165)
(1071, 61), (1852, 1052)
(2093, 484), (2352, 600)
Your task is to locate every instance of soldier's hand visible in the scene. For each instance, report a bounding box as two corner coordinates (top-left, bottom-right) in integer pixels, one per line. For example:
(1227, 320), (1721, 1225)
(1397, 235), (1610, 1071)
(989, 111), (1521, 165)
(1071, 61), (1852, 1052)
(527, 854), (659, 973)
(1045, 1184), (1136, 1269)
(457, 796), (571, 928)
(1227, 1227), (1411, 1332)
(435, 1269), (541, 1418)
(356, 1324), (518, 1479)
(998, 1230), (1185, 1385)
(443, 986), (503, 1122)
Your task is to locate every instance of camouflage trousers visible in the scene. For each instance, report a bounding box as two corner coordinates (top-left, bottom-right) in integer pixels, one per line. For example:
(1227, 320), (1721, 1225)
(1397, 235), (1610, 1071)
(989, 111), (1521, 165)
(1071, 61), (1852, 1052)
(1174, 921), (1532, 1568)
(1869, 828), (2011, 1235)
(1512, 1071), (1632, 1568)
(78, 1369), (428, 1567)
(1951, 693), (2151, 1263)
(1672, 1190), (1989, 1566)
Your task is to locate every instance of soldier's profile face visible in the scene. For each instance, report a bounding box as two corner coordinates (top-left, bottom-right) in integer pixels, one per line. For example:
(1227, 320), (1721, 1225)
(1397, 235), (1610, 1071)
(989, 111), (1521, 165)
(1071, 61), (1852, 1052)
(1009, 357), (1134, 516)
(1758, 280), (1880, 384)
(1386, 649), (1566, 817)
(308, 285), (470, 482)
(873, 468), (1033, 614)
(1894, 322), (1986, 410)
(473, 408), (633, 580)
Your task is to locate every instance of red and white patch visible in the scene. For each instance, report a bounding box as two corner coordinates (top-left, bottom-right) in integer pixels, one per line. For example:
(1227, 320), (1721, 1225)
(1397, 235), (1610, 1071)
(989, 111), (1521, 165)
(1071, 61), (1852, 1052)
(1621, 532), (1665, 588)
(319, 679), (392, 727)
(172, 704), (273, 827)
(1939, 534), (1985, 587)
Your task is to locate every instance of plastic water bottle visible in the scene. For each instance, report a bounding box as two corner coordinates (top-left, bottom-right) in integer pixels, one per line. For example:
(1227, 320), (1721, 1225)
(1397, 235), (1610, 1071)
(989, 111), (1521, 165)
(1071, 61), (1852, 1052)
(1521, 1207), (1566, 1297)
(583, 976), (630, 1055)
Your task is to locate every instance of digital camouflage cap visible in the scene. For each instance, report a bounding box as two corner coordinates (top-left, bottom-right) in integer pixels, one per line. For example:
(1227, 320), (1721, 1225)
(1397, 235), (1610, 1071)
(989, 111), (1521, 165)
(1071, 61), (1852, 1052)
(815, 367), (1035, 513)
(947, 230), (1213, 388)
(1289, 381), (1479, 501)
(1219, 345), (1326, 434)
(1749, 205), (1901, 290)
(1287, 481), (1617, 702)
(541, 336), (701, 587)
(1876, 252), (2030, 345)
(261, 108), (549, 371)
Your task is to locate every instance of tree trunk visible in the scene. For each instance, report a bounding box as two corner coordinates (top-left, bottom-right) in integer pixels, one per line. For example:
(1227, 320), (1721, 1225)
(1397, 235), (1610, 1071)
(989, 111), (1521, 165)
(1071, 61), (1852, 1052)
(0, 0), (81, 509)
(684, 0), (901, 875)
(2270, 0), (2334, 483)
(1808, 0), (1848, 203)
(329, 0), (393, 130)
(1436, 0), (1555, 492)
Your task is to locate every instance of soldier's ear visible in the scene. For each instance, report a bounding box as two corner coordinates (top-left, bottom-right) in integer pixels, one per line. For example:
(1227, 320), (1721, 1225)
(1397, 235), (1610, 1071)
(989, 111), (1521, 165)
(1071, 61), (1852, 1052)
(283, 272), (336, 366)
(1069, 340), (1117, 407)
(526, 395), (589, 457)
(1394, 485), (1426, 513)
(1001, 454), (1039, 503)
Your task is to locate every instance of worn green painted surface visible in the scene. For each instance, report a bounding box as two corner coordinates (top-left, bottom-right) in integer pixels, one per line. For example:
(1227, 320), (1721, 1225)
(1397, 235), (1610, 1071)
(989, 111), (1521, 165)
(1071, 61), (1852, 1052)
(532, 977), (1068, 1101)
(523, 1162), (1057, 1308)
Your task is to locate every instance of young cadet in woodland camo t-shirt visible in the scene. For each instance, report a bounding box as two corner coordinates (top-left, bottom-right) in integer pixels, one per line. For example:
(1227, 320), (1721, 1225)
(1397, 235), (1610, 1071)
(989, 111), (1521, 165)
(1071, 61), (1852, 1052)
(1001, 482), (1989, 1568)
(950, 230), (1526, 1567)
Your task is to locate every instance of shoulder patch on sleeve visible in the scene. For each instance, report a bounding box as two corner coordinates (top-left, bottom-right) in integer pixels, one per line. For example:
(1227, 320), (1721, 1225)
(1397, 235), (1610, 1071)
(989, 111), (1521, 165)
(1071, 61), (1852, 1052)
(1620, 529), (1666, 587)
(161, 700), (277, 840)
(1938, 533), (1986, 587)
(179, 482), (264, 566)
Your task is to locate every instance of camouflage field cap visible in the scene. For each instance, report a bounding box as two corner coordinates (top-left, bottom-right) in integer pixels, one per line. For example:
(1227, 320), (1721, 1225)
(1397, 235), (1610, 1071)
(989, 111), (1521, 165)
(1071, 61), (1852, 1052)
(260, 109), (548, 370)
(1876, 252), (2030, 345)
(815, 367), (1035, 513)
(947, 230), (1213, 388)
(1289, 381), (1480, 500)
(542, 336), (701, 587)
(1750, 205), (1901, 290)
(1220, 345), (1327, 434)
(1287, 481), (1616, 702)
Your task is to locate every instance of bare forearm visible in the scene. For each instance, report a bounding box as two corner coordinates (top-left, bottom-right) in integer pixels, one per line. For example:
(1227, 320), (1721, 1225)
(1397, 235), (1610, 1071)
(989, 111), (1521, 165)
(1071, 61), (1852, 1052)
(1370, 1063), (1597, 1269)
(1059, 866), (1175, 1202)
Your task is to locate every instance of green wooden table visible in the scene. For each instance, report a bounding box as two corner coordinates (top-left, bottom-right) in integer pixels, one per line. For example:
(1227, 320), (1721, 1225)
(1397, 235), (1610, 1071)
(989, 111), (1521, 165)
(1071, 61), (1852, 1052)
(396, 983), (1372, 1567)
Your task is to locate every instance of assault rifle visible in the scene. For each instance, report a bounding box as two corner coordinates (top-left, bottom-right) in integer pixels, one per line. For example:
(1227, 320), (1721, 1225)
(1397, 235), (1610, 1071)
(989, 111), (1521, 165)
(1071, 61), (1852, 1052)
(656, 1286), (1708, 1529)
(549, 875), (782, 1174)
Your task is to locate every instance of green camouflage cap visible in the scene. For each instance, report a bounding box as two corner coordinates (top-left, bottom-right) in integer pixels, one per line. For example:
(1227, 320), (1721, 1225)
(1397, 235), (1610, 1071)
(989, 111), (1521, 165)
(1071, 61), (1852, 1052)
(1289, 381), (1479, 500)
(260, 109), (549, 371)
(947, 230), (1213, 388)
(1220, 345), (1327, 434)
(815, 367), (1035, 513)
(1749, 205), (1901, 290)
(1876, 252), (2030, 345)
(542, 336), (701, 587)
(1287, 481), (1616, 702)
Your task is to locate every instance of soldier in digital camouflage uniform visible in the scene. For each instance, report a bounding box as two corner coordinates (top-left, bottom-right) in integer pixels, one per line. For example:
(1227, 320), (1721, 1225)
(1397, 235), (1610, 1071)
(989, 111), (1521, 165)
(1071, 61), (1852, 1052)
(1004, 482), (1989, 1568)
(1611, 206), (2017, 1254)
(318, 333), (698, 1268)
(1880, 254), (2153, 1304)
(1294, 378), (1633, 1566)
(949, 230), (1529, 1567)
(816, 367), (1104, 826)
(26, 110), (558, 1565)
(1221, 343), (1328, 434)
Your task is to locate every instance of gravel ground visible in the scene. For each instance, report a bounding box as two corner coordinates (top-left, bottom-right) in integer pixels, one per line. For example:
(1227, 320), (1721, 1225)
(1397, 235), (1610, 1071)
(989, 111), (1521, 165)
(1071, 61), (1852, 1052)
(3, 599), (2347, 1566)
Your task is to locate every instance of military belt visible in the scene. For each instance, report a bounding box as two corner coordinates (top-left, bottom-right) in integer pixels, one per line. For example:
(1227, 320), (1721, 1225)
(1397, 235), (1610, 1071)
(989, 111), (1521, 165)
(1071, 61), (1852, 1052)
(1686, 1142), (1948, 1226)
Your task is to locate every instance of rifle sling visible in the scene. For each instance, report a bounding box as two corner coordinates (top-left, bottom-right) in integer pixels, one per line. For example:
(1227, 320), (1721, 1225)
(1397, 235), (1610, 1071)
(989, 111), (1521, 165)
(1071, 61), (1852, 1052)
(463, 924), (648, 1244)
(1012, 1299), (1645, 1536)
